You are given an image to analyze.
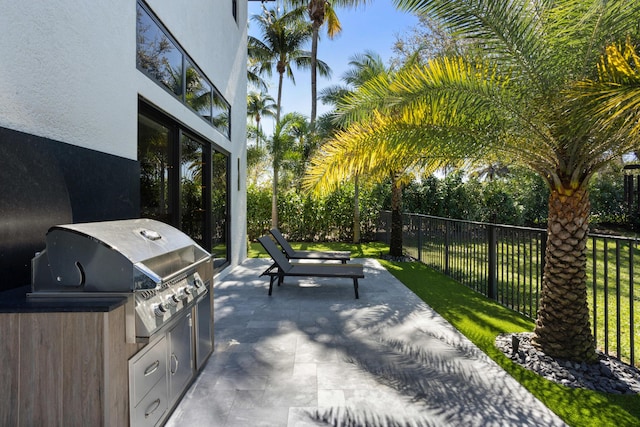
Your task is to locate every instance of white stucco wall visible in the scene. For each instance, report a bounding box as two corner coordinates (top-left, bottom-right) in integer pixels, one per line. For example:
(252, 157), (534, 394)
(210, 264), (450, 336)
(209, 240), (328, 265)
(1, 0), (248, 266)
(0, 0), (137, 159)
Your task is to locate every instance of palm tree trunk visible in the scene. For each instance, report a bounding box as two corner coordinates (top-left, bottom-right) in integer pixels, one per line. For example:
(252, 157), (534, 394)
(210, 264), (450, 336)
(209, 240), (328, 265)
(308, 0), (324, 128)
(256, 117), (261, 149)
(276, 69), (284, 125)
(390, 174), (403, 257)
(353, 175), (361, 244)
(310, 25), (319, 127)
(272, 70), (284, 230)
(271, 164), (279, 229)
(533, 186), (597, 362)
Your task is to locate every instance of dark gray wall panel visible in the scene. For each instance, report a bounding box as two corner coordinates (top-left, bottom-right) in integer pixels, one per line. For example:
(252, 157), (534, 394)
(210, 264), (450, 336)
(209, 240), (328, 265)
(0, 127), (139, 289)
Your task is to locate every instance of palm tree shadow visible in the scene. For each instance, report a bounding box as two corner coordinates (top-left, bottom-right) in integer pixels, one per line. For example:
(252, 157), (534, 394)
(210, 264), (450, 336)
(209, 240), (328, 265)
(300, 296), (565, 426)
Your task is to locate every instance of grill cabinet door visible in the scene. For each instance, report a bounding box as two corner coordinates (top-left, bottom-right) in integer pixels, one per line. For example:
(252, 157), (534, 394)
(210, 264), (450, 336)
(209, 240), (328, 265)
(195, 286), (213, 370)
(167, 312), (194, 404)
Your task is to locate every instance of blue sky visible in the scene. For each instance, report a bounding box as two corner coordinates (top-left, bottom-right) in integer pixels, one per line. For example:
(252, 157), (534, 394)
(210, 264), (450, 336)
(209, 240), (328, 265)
(247, 0), (419, 133)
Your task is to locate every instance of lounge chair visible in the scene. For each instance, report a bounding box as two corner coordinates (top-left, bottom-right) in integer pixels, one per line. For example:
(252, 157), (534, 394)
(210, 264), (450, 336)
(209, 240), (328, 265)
(269, 228), (351, 263)
(258, 235), (364, 299)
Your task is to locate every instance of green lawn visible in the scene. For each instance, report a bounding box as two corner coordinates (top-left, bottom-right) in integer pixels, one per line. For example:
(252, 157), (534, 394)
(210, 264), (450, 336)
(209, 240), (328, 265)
(247, 240), (389, 259)
(414, 234), (640, 367)
(250, 241), (640, 427)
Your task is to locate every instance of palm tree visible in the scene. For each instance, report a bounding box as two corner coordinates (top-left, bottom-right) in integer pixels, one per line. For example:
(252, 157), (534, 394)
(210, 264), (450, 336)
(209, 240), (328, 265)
(319, 51), (389, 243)
(268, 112), (310, 228)
(312, 0), (640, 362)
(572, 38), (640, 144)
(249, 7), (331, 125)
(287, 0), (367, 127)
(249, 6), (331, 227)
(247, 91), (276, 148)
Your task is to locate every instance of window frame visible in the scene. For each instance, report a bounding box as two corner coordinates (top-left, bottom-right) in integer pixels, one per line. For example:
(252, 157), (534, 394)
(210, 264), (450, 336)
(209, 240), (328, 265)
(138, 101), (230, 271)
(136, 0), (232, 139)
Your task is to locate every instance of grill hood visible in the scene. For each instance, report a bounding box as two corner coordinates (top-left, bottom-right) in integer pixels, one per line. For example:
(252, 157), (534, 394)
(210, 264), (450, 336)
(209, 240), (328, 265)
(32, 218), (211, 293)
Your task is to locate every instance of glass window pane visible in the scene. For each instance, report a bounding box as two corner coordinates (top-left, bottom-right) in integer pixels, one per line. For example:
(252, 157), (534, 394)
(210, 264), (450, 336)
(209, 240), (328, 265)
(181, 135), (206, 247)
(136, 4), (183, 96)
(212, 151), (228, 268)
(212, 89), (230, 138)
(139, 114), (173, 223)
(185, 61), (212, 121)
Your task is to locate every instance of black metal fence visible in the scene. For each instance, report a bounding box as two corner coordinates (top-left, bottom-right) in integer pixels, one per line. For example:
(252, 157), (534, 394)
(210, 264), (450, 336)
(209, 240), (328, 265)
(377, 211), (639, 367)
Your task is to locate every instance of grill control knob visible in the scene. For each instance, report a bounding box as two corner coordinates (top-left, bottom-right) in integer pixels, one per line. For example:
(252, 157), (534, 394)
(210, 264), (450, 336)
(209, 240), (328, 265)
(183, 286), (192, 295)
(171, 293), (182, 303)
(166, 296), (178, 307)
(193, 277), (203, 288)
(153, 304), (166, 317)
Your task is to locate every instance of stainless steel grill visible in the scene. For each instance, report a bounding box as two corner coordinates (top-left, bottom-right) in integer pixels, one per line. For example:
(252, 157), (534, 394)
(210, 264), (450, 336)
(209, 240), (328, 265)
(30, 218), (213, 340)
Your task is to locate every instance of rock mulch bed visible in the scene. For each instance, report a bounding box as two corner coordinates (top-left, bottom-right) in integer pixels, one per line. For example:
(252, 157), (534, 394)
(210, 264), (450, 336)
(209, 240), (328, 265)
(496, 332), (640, 395)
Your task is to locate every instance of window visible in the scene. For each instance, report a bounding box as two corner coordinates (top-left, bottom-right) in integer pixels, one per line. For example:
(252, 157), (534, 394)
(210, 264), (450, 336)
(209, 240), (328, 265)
(232, 0), (238, 22)
(185, 60), (212, 122)
(180, 134), (207, 247)
(138, 114), (175, 224)
(211, 152), (228, 268)
(136, 1), (231, 139)
(212, 88), (231, 138)
(139, 104), (230, 271)
(136, 5), (183, 97)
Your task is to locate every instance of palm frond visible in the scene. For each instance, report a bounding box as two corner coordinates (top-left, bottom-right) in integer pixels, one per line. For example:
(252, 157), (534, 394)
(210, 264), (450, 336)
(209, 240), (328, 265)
(570, 38), (640, 149)
(393, 0), (552, 89)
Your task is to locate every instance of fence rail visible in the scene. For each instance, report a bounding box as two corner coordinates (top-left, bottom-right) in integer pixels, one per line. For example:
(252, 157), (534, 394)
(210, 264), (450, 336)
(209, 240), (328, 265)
(377, 211), (639, 367)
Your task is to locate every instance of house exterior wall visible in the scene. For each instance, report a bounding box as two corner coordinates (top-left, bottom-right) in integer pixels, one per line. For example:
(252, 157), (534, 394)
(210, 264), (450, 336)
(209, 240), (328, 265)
(0, 1), (138, 158)
(0, 0), (248, 288)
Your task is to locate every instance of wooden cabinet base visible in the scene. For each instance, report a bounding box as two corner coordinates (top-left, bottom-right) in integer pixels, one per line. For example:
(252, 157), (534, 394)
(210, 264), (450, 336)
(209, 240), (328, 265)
(0, 305), (141, 426)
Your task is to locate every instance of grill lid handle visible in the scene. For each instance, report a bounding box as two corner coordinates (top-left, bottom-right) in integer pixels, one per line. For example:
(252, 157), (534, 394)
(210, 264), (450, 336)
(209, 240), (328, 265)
(140, 229), (162, 241)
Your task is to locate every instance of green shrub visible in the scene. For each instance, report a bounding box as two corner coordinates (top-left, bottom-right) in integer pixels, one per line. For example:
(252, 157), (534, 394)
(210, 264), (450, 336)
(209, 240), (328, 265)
(247, 184), (272, 240)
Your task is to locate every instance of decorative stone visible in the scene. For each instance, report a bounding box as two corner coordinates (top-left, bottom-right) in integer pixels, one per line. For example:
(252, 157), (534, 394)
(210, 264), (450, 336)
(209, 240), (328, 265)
(495, 332), (640, 395)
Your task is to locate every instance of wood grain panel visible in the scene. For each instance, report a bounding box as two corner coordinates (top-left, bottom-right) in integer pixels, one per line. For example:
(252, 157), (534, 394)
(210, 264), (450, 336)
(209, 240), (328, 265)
(0, 314), (20, 425)
(4, 303), (162, 426)
(105, 304), (143, 427)
(19, 312), (64, 426)
(62, 312), (104, 426)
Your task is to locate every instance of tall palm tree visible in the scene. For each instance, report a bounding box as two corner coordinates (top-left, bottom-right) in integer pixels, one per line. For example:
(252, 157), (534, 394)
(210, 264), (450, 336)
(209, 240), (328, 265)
(249, 6), (331, 227)
(249, 6), (312, 228)
(288, 0), (367, 127)
(319, 51), (389, 243)
(247, 91), (276, 148)
(310, 0), (640, 362)
(249, 7), (331, 125)
(268, 112), (309, 228)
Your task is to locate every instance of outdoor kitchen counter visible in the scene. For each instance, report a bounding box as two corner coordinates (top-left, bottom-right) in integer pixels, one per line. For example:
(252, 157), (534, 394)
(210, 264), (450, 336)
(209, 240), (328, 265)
(0, 285), (128, 313)
(0, 286), (141, 426)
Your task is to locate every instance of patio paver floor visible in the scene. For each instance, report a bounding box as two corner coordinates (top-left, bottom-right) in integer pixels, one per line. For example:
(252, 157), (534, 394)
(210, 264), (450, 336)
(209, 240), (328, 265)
(165, 258), (567, 427)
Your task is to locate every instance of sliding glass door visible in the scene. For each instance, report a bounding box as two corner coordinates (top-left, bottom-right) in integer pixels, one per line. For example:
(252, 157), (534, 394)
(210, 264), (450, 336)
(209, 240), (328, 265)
(138, 105), (229, 270)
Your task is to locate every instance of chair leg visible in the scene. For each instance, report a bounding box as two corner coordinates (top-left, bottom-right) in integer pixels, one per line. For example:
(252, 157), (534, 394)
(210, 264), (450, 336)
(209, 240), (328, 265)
(268, 275), (275, 296)
(353, 278), (359, 299)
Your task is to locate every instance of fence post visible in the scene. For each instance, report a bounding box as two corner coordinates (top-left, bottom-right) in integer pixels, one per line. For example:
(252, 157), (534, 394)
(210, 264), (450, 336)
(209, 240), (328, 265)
(444, 221), (450, 275)
(488, 223), (497, 300)
(417, 216), (423, 262)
